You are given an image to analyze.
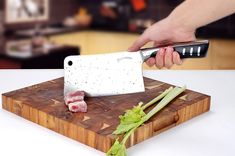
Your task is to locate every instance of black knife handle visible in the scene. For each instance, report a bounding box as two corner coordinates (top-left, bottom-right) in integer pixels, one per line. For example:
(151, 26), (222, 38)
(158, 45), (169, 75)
(173, 40), (209, 58)
(140, 40), (209, 61)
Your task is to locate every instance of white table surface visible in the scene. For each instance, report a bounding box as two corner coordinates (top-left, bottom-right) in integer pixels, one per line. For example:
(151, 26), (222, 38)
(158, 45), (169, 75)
(0, 70), (235, 156)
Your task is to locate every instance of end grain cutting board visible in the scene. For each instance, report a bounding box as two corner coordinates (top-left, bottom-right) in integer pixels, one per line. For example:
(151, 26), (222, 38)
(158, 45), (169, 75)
(2, 77), (210, 152)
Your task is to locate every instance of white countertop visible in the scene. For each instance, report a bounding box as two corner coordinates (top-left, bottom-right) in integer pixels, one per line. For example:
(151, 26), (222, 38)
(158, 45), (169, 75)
(0, 70), (235, 156)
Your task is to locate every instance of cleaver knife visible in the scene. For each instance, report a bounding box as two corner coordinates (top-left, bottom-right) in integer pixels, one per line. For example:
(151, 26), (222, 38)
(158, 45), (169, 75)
(64, 40), (209, 97)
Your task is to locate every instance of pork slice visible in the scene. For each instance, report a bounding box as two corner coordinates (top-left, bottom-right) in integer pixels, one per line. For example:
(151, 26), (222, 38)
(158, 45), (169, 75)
(64, 90), (85, 105)
(68, 101), (87, 113)
(64, 90), (87, 112)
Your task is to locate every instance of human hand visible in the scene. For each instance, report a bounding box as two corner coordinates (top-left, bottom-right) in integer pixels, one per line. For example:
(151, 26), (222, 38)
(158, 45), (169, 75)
(128, 18), (196, 69)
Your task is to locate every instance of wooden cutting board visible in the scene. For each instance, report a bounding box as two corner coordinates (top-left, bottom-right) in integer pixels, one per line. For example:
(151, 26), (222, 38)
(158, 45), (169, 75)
(2, 77), (210, 152)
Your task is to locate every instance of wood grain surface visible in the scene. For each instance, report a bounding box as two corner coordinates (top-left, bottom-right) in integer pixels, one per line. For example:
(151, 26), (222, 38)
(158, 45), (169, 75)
(2, 77), (210, 152)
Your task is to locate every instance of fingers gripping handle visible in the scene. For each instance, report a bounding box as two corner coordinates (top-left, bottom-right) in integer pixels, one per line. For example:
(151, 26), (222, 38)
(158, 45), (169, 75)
(140, 40), (209, 61)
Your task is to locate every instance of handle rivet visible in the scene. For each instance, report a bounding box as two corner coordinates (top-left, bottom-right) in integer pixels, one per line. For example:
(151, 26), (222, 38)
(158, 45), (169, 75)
(190, 47), (193, 56)
(197, 47), (201, 56)
(182, 48), (186, 55)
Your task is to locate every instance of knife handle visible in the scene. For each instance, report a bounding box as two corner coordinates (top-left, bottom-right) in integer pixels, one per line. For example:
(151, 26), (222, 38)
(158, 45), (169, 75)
(140, 40), (209, 61)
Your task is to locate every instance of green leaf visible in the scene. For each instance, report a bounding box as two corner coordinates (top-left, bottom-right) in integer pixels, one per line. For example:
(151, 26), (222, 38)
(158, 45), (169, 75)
(113, 103), (146, 135)
(106, 139), (126, 156)
(120, 104), (146, 124)
(113, 122), (138, 135)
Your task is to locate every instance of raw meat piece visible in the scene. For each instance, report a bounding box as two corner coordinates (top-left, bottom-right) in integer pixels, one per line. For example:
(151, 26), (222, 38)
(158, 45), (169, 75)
(68, 101), (87, 113)
(64, 90), (87, 113)
(64, 91), (85, 105)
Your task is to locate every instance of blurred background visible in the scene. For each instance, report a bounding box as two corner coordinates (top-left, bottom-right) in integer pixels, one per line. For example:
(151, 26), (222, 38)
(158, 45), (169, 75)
(0, 0), (235, 69)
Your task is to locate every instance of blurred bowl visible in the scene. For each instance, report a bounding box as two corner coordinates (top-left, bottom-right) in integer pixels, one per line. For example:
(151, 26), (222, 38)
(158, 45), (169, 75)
(74, 14), (92, 27)
(63, 17), (78, 27)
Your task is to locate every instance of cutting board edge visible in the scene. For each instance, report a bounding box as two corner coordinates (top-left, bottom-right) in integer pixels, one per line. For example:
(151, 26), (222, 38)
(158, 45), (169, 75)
(1, 94), (211, 153)
(1, 94), (114, 152)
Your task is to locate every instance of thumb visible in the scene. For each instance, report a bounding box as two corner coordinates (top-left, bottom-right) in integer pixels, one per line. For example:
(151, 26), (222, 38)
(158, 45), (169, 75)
(128, 34), (150, 52)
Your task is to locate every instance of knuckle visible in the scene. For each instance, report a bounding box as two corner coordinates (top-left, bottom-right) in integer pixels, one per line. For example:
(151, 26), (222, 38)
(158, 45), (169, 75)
(165, 65), (171, 69)
(147, 62), (153, 67)
(156, 65), (162, 69)
(146, 62), (150, 66)
(165, 63), (172, 69)
(166, 50), (173, 57)
(167, 46), (174, 52)
(175, 61), (182, 65)
(156, 63), (163, 69)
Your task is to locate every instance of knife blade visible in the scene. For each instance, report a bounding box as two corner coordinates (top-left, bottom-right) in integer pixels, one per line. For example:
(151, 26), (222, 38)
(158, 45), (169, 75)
(64, 40), (209, 97)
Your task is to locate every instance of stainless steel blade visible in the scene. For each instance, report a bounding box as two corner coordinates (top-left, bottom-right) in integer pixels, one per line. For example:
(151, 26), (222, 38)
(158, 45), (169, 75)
(64, 51), (145, 97)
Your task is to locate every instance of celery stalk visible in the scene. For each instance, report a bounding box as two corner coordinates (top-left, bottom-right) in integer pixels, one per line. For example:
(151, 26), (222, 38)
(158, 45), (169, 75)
(107, 86), (186, 156)
(142, 86), (186, 122)
(141, 86), (173, 110)
(113, 86), (173, 135)
(123, 86), (186, 144)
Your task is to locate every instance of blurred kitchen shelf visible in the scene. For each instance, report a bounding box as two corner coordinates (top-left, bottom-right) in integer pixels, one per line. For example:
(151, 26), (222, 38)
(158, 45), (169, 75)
(14, 26), (81, 38)
(49, 30), (235, 70)
(0, 39), (80, 69)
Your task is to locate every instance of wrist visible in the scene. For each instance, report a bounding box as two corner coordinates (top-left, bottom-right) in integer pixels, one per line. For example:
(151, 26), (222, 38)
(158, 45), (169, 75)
(166, 4), (198, 32)
(167, 15), (195, 31)
(163, 16), (196, 42)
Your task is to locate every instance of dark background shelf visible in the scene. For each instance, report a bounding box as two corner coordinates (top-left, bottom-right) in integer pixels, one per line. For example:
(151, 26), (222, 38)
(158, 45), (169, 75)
(1, 0), (235, 39)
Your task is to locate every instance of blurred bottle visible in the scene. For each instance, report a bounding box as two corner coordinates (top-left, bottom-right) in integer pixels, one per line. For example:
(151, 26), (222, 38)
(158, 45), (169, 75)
(31, 24), (45, 49)
(74, 7), (92, 28)
(130, 0), (146, 12)
(101, 1), (118, 19)
(0, 11), (4, 36)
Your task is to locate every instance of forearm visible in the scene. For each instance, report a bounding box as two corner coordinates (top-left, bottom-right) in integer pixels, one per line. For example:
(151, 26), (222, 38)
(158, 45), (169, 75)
(168, 0), (235, 31)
